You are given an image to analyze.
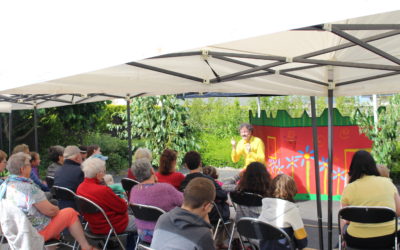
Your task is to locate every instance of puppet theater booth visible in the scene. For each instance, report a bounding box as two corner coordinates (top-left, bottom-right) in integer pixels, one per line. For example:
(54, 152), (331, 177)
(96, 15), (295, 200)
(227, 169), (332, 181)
(250, 108), (372, 201)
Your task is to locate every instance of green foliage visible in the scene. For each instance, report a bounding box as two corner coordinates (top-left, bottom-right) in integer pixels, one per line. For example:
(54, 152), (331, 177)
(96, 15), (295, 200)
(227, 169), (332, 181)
(354, 95), (400, 166)
(186, 98), (248, 138)
(108, 96), (198, 165)
(198, 133), (244, 169)
(82, 133), (129, 173)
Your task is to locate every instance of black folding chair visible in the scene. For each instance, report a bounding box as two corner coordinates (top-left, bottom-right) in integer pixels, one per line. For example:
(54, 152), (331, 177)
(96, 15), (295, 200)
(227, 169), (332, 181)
(228, 191), (263, 248)
(121, 178), (139, 197)
(45, 176), (55, 189)
(237, 217), (295, 250)
(51, 185), (76, 201)
(75, 195), (128, 250)
(129, 203), (166, 250)
(338, 206), (398, 250)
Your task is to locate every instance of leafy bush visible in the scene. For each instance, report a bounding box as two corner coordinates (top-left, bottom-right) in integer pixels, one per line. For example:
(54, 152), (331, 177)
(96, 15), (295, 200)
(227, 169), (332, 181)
(198, 133), (244, 169)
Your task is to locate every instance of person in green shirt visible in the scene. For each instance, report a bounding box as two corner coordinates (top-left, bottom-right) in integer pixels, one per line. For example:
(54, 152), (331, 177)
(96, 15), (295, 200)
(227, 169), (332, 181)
(103, 174), (126, 199)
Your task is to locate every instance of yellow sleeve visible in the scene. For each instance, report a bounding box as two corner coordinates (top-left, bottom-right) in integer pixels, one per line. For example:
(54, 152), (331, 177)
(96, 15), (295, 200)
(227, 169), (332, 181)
(231, 141), (243, 163)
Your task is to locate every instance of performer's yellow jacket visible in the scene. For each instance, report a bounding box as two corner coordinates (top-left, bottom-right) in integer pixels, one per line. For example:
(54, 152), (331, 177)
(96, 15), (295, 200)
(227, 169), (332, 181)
(231, 136), (265, 168)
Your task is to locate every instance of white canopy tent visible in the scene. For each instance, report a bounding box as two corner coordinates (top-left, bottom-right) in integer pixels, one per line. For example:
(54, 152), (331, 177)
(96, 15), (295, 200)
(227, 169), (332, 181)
(1, 6), (400, 250)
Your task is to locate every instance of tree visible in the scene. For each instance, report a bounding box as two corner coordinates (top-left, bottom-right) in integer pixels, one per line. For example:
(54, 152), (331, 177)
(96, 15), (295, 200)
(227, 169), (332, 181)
(109, 96), (198, 165)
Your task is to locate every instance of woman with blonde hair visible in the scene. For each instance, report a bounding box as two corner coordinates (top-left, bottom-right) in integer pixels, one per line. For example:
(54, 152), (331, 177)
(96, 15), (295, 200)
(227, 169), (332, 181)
(258, 174), (308, 250)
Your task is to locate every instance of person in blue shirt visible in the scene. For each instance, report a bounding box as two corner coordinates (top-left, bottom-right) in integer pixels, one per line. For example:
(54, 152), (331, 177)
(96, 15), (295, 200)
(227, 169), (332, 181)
(29, 152), (49, 192)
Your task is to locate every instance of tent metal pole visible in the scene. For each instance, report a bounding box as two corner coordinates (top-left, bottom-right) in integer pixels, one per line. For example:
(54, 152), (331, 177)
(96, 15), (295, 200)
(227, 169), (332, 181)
(327, 89), (334, 250)
(127, 98), (132, 166)
(34, 106), (38, 152)
(8, 111), (12, 155)
(310, 96), (324, 250)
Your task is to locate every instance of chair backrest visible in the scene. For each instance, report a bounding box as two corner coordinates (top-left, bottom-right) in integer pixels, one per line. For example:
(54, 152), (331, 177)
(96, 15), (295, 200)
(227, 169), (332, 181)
(237, 217), (295, 249)
(121, 178), (139, 193)
(51, 186), (76, 201)
(339, 206), (396, 224)
(45, 176), (55, 189)
(229, 191), (263, 207)
(129, 203), (166, 222)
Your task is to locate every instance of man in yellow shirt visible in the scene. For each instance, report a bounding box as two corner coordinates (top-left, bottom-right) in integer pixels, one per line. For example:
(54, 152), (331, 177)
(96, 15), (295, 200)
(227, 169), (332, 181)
(231, 123), (265, 168)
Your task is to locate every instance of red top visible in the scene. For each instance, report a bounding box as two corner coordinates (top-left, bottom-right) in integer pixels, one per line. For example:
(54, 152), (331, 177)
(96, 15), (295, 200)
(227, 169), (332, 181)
(127, 169), (137, 180)
(155, 171), (185, 190)
(77, 178), (128, 234)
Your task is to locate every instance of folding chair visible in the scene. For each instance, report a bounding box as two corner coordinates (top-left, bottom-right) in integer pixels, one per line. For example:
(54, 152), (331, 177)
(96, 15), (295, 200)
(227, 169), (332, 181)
(121, 178), (139, 197)
(129, 203), (166, 250)
(74, 195), (128, 250)
(211, 201), (232, 244)
(237, 217), (295, 250)
(45, 176), (55, 189)
(338, 206), (398, 250)
(228, 191), (263, 249)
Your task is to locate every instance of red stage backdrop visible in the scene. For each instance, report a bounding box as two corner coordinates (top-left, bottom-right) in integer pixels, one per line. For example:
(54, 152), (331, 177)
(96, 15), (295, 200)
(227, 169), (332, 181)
(250, 109), (372, 200)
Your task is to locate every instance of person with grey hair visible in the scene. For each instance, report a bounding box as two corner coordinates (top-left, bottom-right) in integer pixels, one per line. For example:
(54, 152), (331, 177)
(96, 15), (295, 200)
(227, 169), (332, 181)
(127, 147), (153, 180)
(54, 145), (84, 209)
(129, 158), (183, 243)
(77, 158), (136, 248)
(46, 145), (65, 177)
(0, 152), (98, 250)
(231, 122), (266, 169)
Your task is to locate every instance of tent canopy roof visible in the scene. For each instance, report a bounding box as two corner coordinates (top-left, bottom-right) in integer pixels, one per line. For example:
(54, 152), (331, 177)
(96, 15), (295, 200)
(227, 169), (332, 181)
(2, 9), (400, 111)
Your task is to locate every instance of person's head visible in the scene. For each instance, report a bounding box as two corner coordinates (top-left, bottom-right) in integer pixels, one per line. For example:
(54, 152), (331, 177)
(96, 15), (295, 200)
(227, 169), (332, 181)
(183, 151), (202, 170)
(182, 177), (216, 216)
(87, 144), (101, 158)
(7, 152), (31, 178)
(79, 145), (88, 160)
(81, 157), (106, 182)
(348, 150), (380, 183)
(48, 145), (65, 164)
(29, 152), (40, 166)
(377, 164), (390, 178)
(63, 145), (83, 164)
(203, 166), (219, 180)
(159, 149), (178, 175)
(134, 148), (153, 162)
(0, 150), (7, 173)
(103, 174), (114, 185)
(271, 174), (297, 202)
(237, 161), (271, 197)
(131, 158), (155, 183)
(12, 144), (30, 154)
(239, 123), (253, 142)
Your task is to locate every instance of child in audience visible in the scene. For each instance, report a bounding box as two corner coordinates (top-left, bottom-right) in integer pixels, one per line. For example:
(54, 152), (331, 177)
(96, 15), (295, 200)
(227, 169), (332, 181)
(29, 152), (50, 192)
(258, 174), (308, 250)
(103, 174), (126, 199)
(203, 165), (223, 187)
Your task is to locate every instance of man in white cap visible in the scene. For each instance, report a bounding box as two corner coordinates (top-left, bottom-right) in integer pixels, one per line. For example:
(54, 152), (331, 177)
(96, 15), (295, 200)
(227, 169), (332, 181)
(54, 145), (84, 209)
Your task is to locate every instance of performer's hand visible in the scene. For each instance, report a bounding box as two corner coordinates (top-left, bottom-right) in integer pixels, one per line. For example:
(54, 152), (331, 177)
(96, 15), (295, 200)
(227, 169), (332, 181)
(245, 143), (251, 153)
(231, 138), (236, 148)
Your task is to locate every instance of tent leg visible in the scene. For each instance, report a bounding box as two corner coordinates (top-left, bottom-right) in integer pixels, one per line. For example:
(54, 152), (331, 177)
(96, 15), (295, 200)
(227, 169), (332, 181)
(8, 111), (12, 155)
(310, 96), (324, 250)
(34, 106), (39, 152)
(0, 114), (3, 150)
(127, 98), (132, 166)
(327, 89), (334, 250)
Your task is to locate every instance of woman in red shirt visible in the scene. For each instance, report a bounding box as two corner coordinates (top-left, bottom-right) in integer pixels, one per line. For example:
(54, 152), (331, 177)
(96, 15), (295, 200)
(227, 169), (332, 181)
(155, 149), (184, 189)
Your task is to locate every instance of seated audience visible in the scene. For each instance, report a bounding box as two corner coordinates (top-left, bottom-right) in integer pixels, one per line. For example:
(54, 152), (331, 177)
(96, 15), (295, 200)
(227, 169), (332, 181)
(203, 165), (223, 187)
(86, 144), (101, 158)
(340, 150), (400, 249)
(179, 151), (229, 224)
(127, 148), (152, 180)
(103, 174), (126, 199)
(79, 145), (88, 161)
(77, 158), (136, 244)
(155, 149), (184, 189)
(151, 177), (216, 250)
(54, 145), (84, 209)
(46, 145), (65, 177)
(1, 152), (98, 250)
(0, 150), (7, 184)
(130, 158), (183, 243)
(29, 152), (49, 192)
(258, 174), (307, 250)
(12, 143), (30, 154)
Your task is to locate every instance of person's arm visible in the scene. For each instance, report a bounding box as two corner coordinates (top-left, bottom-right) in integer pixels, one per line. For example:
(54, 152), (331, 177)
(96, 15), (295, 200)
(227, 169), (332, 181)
(247, 138), (265, 163)
(104, 186), (128, 214)
(231, 140), (242, 163)
(30, 172), (49, 192)
(394, 193), (400, 216)
(340, 203), (349, 233)
(34, 200), (60, 217)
